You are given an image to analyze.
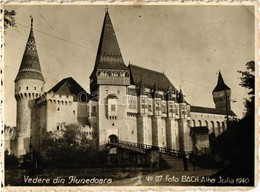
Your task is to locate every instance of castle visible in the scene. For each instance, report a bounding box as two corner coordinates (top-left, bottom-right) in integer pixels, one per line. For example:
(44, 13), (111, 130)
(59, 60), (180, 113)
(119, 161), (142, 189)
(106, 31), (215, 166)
(5, 11), (236, 157)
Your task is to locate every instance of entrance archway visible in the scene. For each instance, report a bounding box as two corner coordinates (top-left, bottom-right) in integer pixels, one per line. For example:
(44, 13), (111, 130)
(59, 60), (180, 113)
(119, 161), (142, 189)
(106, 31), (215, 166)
(109, 134), (119, 144)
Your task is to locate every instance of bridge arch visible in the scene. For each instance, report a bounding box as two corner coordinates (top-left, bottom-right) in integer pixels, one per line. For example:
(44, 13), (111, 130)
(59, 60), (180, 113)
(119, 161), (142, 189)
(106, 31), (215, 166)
(109, 134), (119, 144)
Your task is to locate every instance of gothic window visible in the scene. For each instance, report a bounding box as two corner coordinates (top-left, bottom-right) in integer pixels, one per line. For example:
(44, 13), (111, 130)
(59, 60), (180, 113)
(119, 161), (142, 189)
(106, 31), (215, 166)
(125, 72), (129, 77)
(198, 120), (202, 126)
(26, 86), (28, 90)
(108, 71), (112, 76)
(34, 87), (36, 90)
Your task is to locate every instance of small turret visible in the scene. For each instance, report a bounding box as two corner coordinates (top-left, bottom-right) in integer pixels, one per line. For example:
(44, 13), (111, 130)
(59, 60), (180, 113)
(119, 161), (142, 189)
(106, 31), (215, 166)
(177, 87), (184, 103)
(152, 83), (160, 98)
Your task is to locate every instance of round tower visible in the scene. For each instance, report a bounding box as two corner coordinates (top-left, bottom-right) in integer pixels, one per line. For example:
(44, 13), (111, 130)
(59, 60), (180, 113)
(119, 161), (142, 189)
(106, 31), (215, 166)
(14, 17), (45, 157)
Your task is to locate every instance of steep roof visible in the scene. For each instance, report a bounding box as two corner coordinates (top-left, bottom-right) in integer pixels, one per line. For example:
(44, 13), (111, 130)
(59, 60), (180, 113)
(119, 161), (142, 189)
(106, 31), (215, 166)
(128, 64), (178, 92)
(212, 71), (230, 92)
(91, 11), (128, 78)
(15, 17), (44, 82)
(191, 106), (236, 116)
(48, 77), (89, 102)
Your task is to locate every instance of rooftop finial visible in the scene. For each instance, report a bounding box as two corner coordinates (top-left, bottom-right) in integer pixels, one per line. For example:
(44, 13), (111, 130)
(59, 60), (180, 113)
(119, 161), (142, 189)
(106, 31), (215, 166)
(30, 15), (33, 28)
(105, 6), (108, 13)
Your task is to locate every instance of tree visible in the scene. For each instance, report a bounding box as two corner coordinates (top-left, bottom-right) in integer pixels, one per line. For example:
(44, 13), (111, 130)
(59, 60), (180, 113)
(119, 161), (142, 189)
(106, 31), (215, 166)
(210, 61), (255, 186)
(40, 124), (100, 167)
(3, 10), (16, 30)
(238, 61), (255, 116)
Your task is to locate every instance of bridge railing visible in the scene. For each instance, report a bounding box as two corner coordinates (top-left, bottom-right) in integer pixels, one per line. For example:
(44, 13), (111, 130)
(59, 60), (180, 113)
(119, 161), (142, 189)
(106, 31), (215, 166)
(110, 140), (192, 158)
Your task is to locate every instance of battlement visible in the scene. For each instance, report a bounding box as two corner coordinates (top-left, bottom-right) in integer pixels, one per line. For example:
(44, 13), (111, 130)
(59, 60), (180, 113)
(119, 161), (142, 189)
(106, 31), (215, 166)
(37, 92), (74, 105)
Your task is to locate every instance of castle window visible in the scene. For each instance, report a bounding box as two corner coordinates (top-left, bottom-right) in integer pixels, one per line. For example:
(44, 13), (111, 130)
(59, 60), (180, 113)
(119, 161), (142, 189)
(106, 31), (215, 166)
(19, 87), (21, 91)
(26, 86), (28, 90)
(107, 95), (118, 119)
(34, 87), (36, 90)
(73, 110), (75, 115)
(57, 107), (60, 111)
(106, 90), (108, 94)
(112, 123), (114, 126)
(111, 105), (116, 111)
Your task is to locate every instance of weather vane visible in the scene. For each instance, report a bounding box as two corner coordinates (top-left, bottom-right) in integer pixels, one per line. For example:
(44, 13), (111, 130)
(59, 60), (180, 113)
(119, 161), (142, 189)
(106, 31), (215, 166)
(105, 6), (108, 13)
(30, 15), (33, 28)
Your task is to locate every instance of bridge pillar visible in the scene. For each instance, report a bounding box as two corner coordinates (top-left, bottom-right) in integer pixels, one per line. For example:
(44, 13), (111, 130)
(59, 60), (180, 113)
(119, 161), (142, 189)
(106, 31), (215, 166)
(145, 146), (160, 169)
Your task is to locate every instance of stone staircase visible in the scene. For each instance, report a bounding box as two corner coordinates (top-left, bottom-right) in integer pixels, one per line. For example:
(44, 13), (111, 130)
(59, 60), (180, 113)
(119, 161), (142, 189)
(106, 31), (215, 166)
(161, 154), (191, 171)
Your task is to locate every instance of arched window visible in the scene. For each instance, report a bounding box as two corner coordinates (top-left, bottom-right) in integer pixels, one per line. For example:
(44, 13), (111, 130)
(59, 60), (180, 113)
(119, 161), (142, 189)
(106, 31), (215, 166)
(222, 121), (226, 131)
(192, 120), (196, 127)
(107, 71), (112, 76)
(198, 120), (202, 127)
(216, 121), (221, 135)
(211, 121), (215, 134)
(205, 120), (208, 127)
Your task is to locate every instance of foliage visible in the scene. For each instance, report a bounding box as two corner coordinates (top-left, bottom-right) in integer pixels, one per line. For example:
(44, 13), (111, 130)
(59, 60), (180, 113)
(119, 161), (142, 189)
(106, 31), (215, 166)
(40, 124), (106, 167)
(3, 10), (16, 30)
(4, 150), (19, 168)
(210, 61), (255, 185)
(238, 61), (255, 116)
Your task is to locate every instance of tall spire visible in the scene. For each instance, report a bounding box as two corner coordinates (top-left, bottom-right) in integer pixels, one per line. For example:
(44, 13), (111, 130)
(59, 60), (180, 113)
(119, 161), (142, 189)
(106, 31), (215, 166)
(91, 10), (127, 77)
(15, 16), (44, 82)
(212, 71), (230, 92)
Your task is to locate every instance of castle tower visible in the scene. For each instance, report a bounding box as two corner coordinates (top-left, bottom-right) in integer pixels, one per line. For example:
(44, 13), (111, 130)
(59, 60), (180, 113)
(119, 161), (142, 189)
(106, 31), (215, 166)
(89, 10), (130, 149)
(165, 86), (179, 150)
(152, 83), (163, 147)
(212, 71), (231, 111)
(177, 89), (192, 154)
(14, 17), (45, 156)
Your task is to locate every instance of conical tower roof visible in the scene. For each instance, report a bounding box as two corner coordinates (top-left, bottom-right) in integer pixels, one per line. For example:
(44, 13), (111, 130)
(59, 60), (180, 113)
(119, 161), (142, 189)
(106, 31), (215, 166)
(15, 17), (44, 82)
(212, 71), (230, 92)
(91, 10), (128, 77)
